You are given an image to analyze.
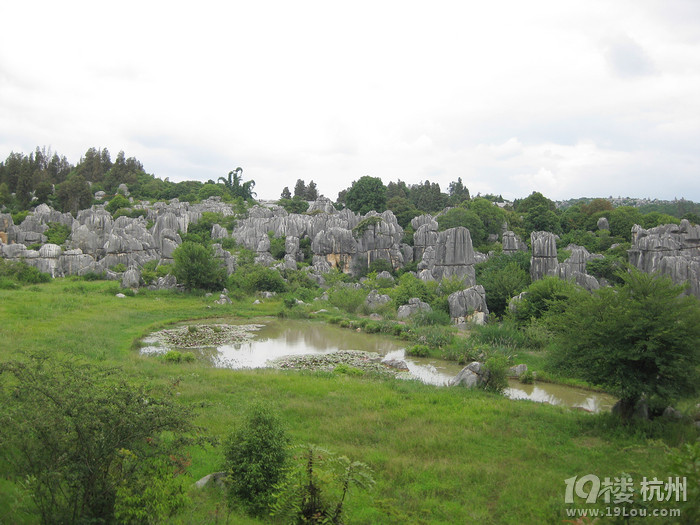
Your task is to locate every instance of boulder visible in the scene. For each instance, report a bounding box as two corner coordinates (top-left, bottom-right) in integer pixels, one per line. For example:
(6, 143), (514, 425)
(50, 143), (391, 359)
(397, 297), (432, 319)
(121, 268), (141, 288)
(448, 285), (488, 319)
(365, 289), (391, 310)
(508, 364), (528, 377)
(597, 217), (610, 231)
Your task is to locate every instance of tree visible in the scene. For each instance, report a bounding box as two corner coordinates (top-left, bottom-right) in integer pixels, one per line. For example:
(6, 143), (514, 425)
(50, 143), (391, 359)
(305, 180), (318, 200)
(524, 204), (561, 235)
(547, 269), (700, 419)
(223, 402), (289, 516)
(475, 252), (531, 316)
(409, 180), (447, 213)
(172, 241), (226, 290)
(280, 186), (292, 199)
(345, 176), (387, 215)
(56, 175), (92, 215)
(436, 207), (486, 246)
(0, 354), (199, 524)
(448, 177), (470, 205)
(386, 196), (420, 229)
(293, 179), (306, 199)
(218, 167), (256, 200)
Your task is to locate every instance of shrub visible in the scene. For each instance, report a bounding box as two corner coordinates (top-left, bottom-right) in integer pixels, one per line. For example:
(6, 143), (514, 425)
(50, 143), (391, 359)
(333, 364), (364, 376)
(406, 344), (430, 357)
(271, 444), (375, 525)
(409, 325), (455, 349)
(44, 222), (71, 246)
(106, 194), (131, 215)
(164, 350), (184, 363)
(231, 265), (286, 294)
(0, 259), (51, 284)
(172, 241), (226, 291)
(268, 232), (287, 260)
(0, 355), (199, 524)
(328, 286), (367, 313)
(519, 370), (535, 384)
(223, 402), (290, 516)
(480, 355), (509, 394)
(363, 322), (382, 334)
(412, 309), (452, 326)
(111, 263), (127, 273)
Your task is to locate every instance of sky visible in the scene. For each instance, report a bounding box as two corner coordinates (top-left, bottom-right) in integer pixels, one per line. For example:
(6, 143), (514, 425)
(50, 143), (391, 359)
(1, 0), (699, 202)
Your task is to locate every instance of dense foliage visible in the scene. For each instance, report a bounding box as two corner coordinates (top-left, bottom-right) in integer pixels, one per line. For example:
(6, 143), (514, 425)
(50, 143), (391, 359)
(0, 354), (199, 524)
(546, 269), (700, 418)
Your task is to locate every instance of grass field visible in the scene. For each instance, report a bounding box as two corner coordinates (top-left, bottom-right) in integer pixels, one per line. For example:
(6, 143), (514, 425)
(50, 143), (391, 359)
(0, 279), (696, 524)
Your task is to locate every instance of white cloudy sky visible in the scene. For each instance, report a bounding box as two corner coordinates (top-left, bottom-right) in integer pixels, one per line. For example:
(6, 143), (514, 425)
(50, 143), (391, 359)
(1, 0), (699, 201)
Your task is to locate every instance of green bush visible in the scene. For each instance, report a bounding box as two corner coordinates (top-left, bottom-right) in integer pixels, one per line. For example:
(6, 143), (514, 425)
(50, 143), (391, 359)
(510, 276), (581, 326)
(408, 325), (455, 349)
(111, 263), (127, 273)
(0, 355), (198, 524)
(230, 265), (286, 294)
(412, 309), (452, 326)
(0, 259), (51, 284)
(268, 232), (287, 260)
(469, 321), (527, 350)
(271, 444), (375, 525)
(406, 344), (430, 357)
(519, 370), (534, 384)
(328, 286), (367, 313)
(172, 241), (226, 291)
(333, 364), (364, 376)
(480, 355), (509, 394)
(223, 402), (290, 516)
(106, 194), (131, 214)
(44, 222), (71, 246)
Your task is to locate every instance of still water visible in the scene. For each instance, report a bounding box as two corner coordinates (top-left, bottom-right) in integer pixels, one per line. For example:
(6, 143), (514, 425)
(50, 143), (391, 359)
(143, 318), (615, 413)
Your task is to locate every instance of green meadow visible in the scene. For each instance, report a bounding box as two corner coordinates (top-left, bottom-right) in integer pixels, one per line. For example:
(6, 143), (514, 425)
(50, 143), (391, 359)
(0, 279), (695, 524)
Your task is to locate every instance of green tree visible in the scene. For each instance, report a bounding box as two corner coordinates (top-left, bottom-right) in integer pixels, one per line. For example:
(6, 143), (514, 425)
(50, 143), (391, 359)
(436, 207), (486, 246)
(475, 252), (531, 316)
(105, 194), (131, 215)
(305, 180), (319, 200)
(523, 204), (562, 234)
(223, 402), (289, 516)
(345, 176), (387, 215)
(56, 175), (92, 215)
(547, 269), (700, 419)
(0, 354), (199, 524)
(218, 167), (256, 200)
(448, 177), (470, 205)
(172, 241), (226, 290)
(409, 180), (447, 213)
(280, 186), (292, 199)
(386, 196), (420, 229)
(293, 179), (306, 198)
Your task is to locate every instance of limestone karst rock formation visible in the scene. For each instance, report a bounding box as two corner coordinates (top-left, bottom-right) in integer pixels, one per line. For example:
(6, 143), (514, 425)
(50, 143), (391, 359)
(628, 219), (700, 298)
(530, 231), (558, 281)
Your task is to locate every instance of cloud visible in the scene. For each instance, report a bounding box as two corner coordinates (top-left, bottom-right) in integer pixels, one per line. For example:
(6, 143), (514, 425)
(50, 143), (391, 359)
(604, 34), (656, 78)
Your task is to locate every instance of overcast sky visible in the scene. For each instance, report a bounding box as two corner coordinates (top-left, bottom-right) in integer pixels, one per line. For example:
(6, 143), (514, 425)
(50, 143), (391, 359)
(1, 0), (699, 202)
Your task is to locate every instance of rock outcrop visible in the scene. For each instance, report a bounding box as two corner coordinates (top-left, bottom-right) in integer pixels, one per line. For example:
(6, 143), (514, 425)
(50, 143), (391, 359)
(628, 219), (700, 298)
(448, 285), (488, 324)
(530, 231), (558, 281)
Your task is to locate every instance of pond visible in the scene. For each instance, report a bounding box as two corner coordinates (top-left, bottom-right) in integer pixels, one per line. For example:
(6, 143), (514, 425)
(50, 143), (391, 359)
(140, 318), (616, 413)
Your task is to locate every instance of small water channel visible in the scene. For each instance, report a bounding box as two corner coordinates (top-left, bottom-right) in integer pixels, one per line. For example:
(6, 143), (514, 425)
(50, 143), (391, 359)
(141, 318), (615, 413)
